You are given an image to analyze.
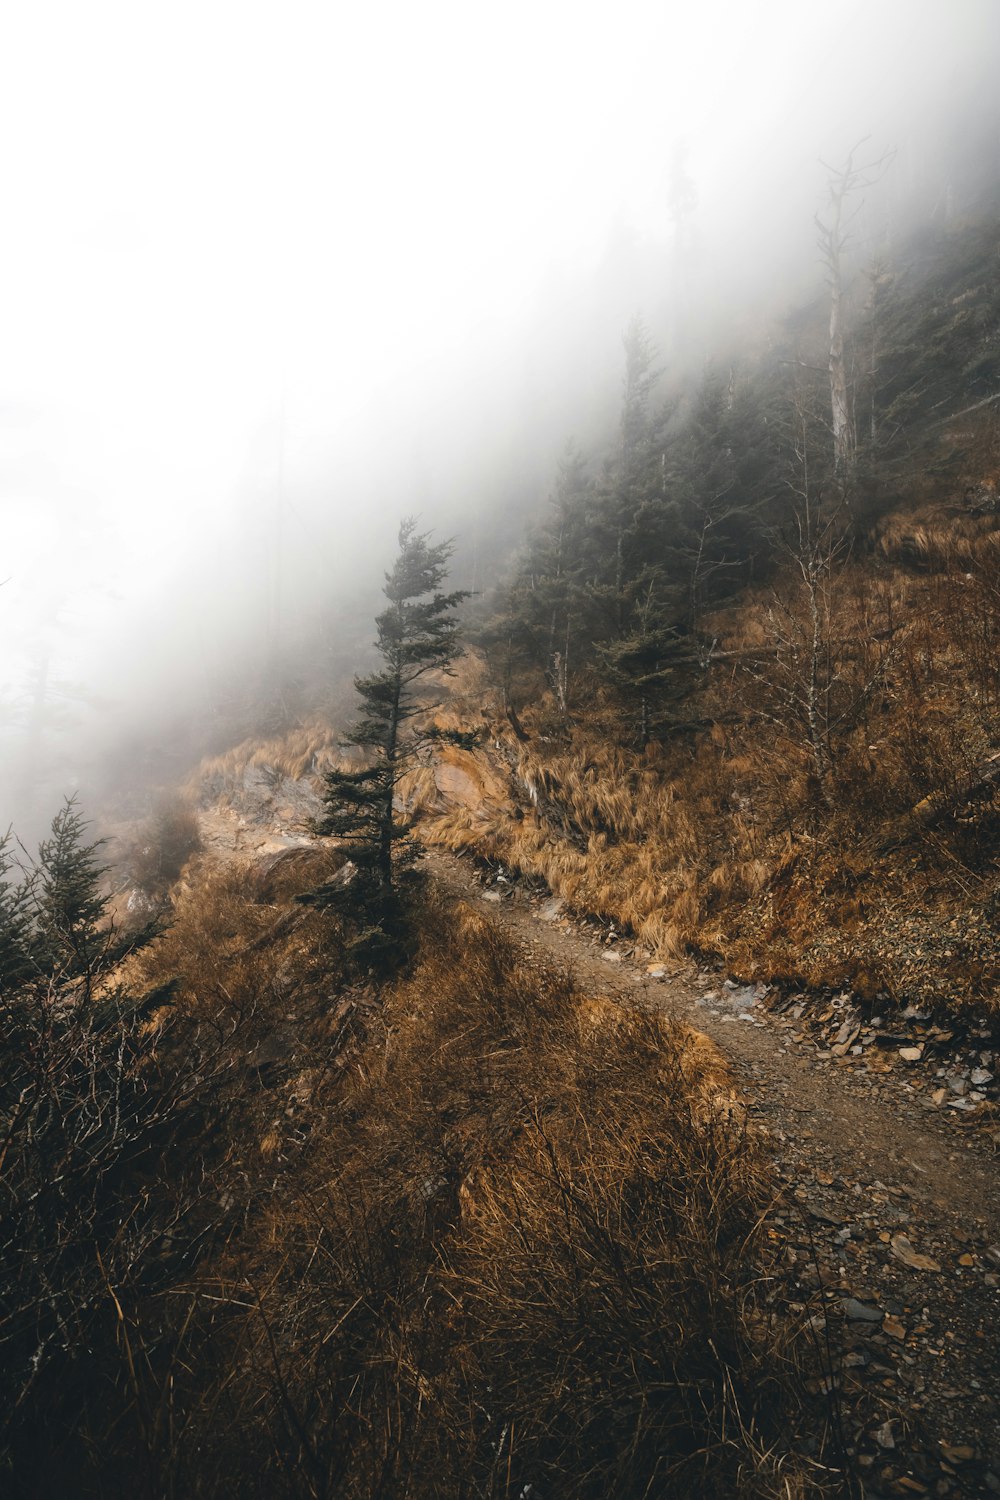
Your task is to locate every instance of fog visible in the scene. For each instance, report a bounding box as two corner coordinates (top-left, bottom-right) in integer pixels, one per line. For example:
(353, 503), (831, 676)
(2, 0), (998, 833)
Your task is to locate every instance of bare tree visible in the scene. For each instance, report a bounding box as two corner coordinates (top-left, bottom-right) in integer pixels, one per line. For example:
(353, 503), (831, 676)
(737, 380), (898, 817)
(816, 142), (894, 477)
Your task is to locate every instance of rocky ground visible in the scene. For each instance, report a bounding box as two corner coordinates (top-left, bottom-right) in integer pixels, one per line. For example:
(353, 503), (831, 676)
(424, 849), (1000, 1500)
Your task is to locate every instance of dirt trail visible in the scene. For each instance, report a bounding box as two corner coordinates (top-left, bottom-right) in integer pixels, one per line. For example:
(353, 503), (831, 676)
(185, 783), (999, 1493)
(423, 847), (1000, 1498)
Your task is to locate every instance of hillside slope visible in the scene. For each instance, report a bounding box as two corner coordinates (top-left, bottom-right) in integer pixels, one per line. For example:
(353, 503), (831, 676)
(119, 735), (1000, 1493)
(411, 493), (1000, 1021)
(423, 846), (1000, 1496)
(173, 725), (1000, 1490)
(4, 749), (847, 1499)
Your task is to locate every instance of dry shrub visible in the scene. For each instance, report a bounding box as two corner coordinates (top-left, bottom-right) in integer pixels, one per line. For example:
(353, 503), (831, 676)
(3, 822), (841, 1496)
(191, 719), (344, 790)
(0, 978), (205, 1487)
(128, 794), (203, 896)
(124, 896), (835, 1500)
(0, 842), (354, 1497)
(3, 842), (358, 1498)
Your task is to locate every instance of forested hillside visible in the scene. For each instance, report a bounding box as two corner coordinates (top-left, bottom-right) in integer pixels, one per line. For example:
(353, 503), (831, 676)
(414, 189), (1000, 1014)
(3, 143), (1000, 1500)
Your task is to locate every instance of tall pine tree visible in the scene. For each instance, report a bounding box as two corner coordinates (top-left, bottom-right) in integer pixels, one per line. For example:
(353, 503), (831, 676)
(301, 519), (468, 967)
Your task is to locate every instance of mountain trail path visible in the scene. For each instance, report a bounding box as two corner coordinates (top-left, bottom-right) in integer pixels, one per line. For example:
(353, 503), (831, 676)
(186, 792), (999, 1495)
(423, 846), (1000, 1499)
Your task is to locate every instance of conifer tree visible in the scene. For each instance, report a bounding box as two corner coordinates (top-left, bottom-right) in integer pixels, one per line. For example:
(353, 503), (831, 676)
(595, 570), (703, 747)
(498, 443), (594, 713)
(589, 318), (671, 640)
(532, 444), (593, 711)
(585, 319), (699, 741)
(302, 519), (468, 966)
(29, 798), (156, 996)
(669, 368), (781, 626)
(32, 796), (113, 991)
(0, 831), (34, 994)
(476, 577), (539, 733)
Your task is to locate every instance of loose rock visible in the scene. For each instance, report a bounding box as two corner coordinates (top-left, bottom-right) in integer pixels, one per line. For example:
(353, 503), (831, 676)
(842, 1297), (884, 1322)
(891, 1234), (942, 1273)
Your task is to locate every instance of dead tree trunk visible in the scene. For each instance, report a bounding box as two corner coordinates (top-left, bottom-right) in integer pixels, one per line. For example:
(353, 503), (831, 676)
(816, 143), (894, 478)
(817, 168), (855, 477)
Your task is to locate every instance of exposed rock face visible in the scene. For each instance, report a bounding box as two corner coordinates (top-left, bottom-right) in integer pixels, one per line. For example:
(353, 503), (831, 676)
(417, 746), (511, 817)
(433, 759), (487, 807)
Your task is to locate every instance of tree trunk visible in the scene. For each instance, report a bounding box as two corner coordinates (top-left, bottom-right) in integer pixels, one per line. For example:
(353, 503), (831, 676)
(824, 200), (854, 477)
(818, 146), (893, 476)
(379, 636), (404, 892)
(638, 693), (650, 750)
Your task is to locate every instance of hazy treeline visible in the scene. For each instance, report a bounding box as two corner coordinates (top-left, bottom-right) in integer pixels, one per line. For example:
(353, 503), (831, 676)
(3, 4), (1000, 838)
(474, 168), (1000, 747)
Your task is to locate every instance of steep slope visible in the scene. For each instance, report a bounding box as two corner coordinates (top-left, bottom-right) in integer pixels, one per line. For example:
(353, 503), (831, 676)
(128, 733), (1000, 1494)
(412, 494), (1000, 1017)
(175, 728), (1000, 1491)
(1, 740), (849, 1499)
(48, 196), (999, 1500)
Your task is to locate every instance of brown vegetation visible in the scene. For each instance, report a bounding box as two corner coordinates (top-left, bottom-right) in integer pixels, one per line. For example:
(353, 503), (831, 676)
(190, 720), (346, 789)
(415, 498), (1000, 1014)
(3, 842), (837, 1498)
(127, 794), (203, 896)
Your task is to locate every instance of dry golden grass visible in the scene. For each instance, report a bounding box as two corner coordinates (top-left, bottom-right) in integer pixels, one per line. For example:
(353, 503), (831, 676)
(411, 506), (1000, 1011)
(131, 886), (832, 1499)
(187, 718), (345, 798)
(129, 845), (346, 1035)
(7, 843), (838, 1498)
(876, 504), (1000, 569)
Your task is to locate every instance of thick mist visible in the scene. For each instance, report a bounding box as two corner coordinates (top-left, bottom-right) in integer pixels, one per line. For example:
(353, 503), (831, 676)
(2, 0), (999, 840)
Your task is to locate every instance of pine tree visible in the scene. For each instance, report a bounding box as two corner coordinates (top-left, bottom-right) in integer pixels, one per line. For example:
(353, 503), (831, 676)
(589, 317), (671, 642)
(669, 368), (782, 627)
(595, 571), (703, 747)
(301, 519), (468, 967)
(530, 444), (594, 712)
(494, 443), (594, 715)
(0, 831), (34, 994)
(585, 319), (698, 740)
(33, 797), (113, 990)
(22, 792), (160, 1002)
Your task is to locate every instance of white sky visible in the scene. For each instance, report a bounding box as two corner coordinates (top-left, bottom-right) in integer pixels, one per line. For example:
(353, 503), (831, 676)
(0, 0), (996, 769)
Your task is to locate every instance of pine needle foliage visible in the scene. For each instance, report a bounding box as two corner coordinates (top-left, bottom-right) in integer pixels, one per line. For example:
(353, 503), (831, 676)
(26, 796), (158, 999)
(32, 796), (112, 984)
(1, 798), (161, 1002)
(0, 832), (34, 995)
(300, 518), (469, 967)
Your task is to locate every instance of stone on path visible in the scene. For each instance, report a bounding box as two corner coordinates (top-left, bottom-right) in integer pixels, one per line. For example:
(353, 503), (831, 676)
(841, 1297), (884, 1322)
(890, 1234), (941, 1273)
